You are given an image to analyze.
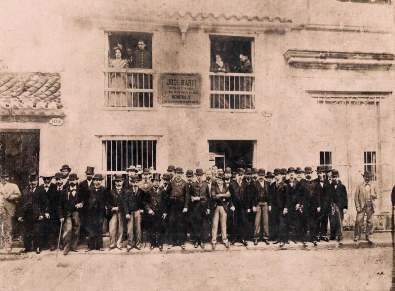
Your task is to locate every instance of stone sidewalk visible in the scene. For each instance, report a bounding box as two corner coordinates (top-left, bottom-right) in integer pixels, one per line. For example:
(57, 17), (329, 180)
(0, 231), (393, 259)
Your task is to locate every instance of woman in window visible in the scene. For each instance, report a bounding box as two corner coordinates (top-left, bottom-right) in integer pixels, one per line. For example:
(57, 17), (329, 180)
(211, 54), (229, 73)
(108, 45), (128, 106)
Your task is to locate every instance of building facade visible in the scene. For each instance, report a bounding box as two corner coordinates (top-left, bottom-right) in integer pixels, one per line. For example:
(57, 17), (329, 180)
(0, 0), (394, 226)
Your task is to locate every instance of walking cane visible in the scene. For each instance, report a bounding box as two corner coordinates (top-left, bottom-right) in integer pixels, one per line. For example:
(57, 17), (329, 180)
(56, 219), (64, 258)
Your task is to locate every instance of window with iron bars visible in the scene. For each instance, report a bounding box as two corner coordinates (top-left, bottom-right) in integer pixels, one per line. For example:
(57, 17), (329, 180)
(209, 35), (255, 110)
(105, 32), (154, 108)
(103, 140), (157, 187)
(320, 151), (332, 168)
(364, 151), (377, 181)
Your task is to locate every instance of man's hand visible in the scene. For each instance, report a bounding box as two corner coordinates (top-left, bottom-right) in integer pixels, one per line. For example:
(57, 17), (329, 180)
(268, 206), (272, 212)
(60, 217), (65, 223)
(38, 215), (44, 221)
(148, 209), (154, 215)
(18, 217), (23, 222)
(162, 213), (167, 220)
(126, 214), (131, 220)
(283, 208), (288, 215)
(182, 208), (188, 213)
(112, 207), (119, 212)
(252, 206), (257, 213)
(206, 209), (210, 215)
(247, 209), (251, 213)
(75, 203), (83, 209)
(230, 206), (235, 211)
(44, 213), (50, 219)
(295, 204), (300, 210)
(317, 207), (321, 213)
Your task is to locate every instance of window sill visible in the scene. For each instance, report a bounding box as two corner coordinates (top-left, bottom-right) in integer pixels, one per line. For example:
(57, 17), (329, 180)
(103, 106), (157, 112)
(207, 108), (257, 113)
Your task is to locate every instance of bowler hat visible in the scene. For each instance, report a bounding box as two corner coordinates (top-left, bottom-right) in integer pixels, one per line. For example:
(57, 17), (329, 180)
(252, 168), (258, 175)
(60, 164), (71, 172)
(224, 167), (232, 174)
(316, 166), (325, 173)
(186, 170), (194, 178)
(54, 172), (62, 179)
(295, 167), (304, 174)
(113, 174), (124, 181)
(167, 165), (176, 172)
(273, 168), (281, 176)
(304, 167), (313, 174)
(152, 173), (161, 181)
(332, 169), (339, 177)
(280, 168), (287, 175)
(238, 168), (245, 175)
(68, 173), (79, 181)
(143, 168), (150, 175)
(162, 173), (171, 181)
(195, 168), (204, 176)
(287, 167), (296, 174)
(362, 171), (372, 178)
(126, 165), (137, 172)
(29, 172), (38, 181)
(266, 171), (274, 178)
(245, 168), (253, 175)
(258, 168), (266, 176)
(324, 165), (332, 173)
(175, 167), (183, 174)
(85, 166), (95, 175)
(93, 174), (104, 180)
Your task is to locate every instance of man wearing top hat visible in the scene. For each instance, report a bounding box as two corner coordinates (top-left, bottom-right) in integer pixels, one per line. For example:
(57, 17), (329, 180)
(167, 165), (176, 181)
(85, 174), (108, 251)
(294, 167), (310, 247)
(167, 167), (189, 249)
(304, 167), (318, 246)
(123, 176), (145, 251)
(354, 171), (377, 244)
(59, 173), (83, 255)
(268, 169), (279, 241)
(189, 169), (210, 249)
(328, 169), (348, 243)
(38, 173), (59, 250)
(253, 168), (270, 245)
(17, 172), (49, 254)
(314, 166), (330, 242)
(0, 169), (21, 251)
(108, 174), (126, 250)
(274, 168), (290, 247)
(145, 173), (168, 251)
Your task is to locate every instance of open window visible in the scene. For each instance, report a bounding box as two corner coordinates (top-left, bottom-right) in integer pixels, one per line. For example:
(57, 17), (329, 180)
(104, 32), (154, 108)
(209, 35), (255, 110)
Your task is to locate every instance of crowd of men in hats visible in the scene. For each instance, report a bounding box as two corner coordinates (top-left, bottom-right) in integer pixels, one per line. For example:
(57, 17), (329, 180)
(0, 163), (379, 254)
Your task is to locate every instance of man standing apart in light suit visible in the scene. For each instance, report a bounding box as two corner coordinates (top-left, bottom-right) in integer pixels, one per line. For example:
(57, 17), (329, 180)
(354, 171), (377, 245)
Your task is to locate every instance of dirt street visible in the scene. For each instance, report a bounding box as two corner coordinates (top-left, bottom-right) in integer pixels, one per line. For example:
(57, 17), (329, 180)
(0, 247), (392, 291)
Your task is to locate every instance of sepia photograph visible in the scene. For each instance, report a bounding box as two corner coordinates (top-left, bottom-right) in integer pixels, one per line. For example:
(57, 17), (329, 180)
(0, 0), (394, 290)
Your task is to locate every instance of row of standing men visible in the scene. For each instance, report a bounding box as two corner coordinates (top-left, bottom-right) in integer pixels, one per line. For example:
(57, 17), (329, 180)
(7, 163), (364, 255)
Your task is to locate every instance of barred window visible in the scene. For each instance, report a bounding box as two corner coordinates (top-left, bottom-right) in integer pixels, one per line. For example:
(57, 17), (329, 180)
(320, 151), (332, 167)
(209, 35), (255, 110)
(337, 0), (390, 3)
(103, 139), (157, 186)
(105, 32), (154, 108)
(364, 151), (377, 181)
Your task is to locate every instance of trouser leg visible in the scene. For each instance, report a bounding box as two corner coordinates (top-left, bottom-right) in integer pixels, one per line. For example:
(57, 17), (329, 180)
(62, 217), (72, 249)
(365, 207), (374, 239)
(254, 206), (262, 239)
(262, 204), (269, 239)
(109, 213), (118, 247)
(33, 221), (43, 249)
(219, 207), (228, 243)
(71, 212), (80, 250)
(211, 207), (220, 243)
(134, 211), (142, 246)
(354, 211), (365, 240)
(0, 215), (13, 249)
(127, 213), (135, 246)
(279, 214), (288, 243)
(23, 222), (34, 251)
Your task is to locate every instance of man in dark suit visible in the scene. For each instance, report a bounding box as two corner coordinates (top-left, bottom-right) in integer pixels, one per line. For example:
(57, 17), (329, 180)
(253, 168), (270, 245)
(38, 173), (59, 251)
(294, 167), (310, 247)
(167, 167), (189, 249)
(305, 167), (318, 246)
(78, 166), (95, 240)
(145, 173), (169, 251)
(132, 40), (152, 69)
(123, 176), (145, 251)
(329, 169), (348, 243)
(285, 167), (298, 242)
(17, 173), (49, 254)
(315, 166), (330, 242)
(85, 174), (108, 251)
(189, 169), (210, 249)
(275, 168), (290, 248)
(268, 169), (281, 242)
(59, 164), (71, 190)
(59, 173), (83, 255)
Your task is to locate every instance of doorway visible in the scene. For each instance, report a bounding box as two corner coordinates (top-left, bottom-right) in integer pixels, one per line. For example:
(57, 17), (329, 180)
(208, 140), (255, 170)
(0, 129), (40, 190)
